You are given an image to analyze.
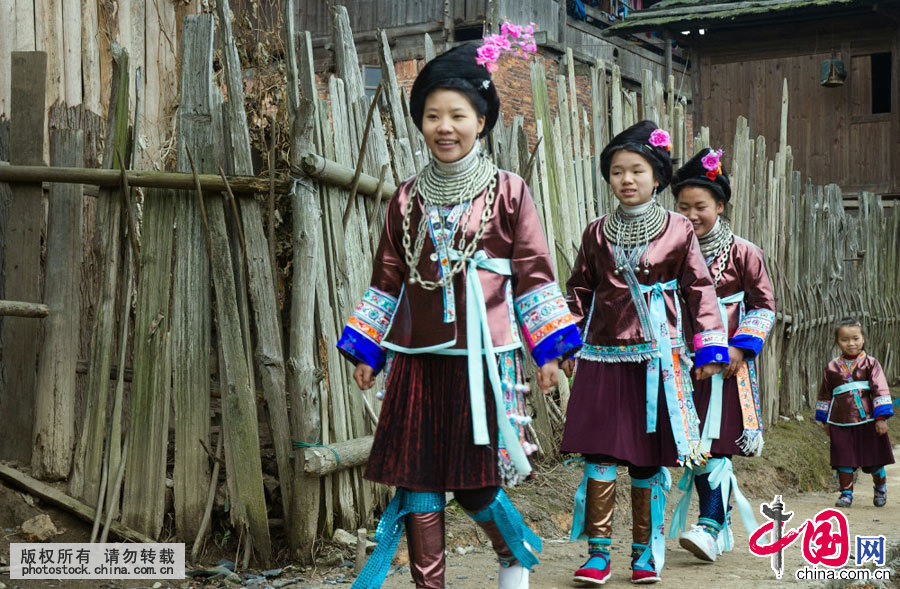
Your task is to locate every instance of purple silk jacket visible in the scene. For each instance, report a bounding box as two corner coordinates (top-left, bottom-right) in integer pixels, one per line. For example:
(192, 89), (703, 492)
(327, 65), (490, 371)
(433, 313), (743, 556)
(566, 212), (728, 365)
(816, 354), (893, 425)
(337, 171), (581, 372)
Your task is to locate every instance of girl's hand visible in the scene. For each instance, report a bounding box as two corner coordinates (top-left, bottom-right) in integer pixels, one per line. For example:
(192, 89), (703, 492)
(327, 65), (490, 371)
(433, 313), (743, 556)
(353, 363), (376, 390)
(823, 423), (831, 436)
(875, 419), (889, 436)
(693, 362), (724, 380)
(561, 358), (575, 378)
(537, 359), (560, 394)
(722, 346), (745, 379)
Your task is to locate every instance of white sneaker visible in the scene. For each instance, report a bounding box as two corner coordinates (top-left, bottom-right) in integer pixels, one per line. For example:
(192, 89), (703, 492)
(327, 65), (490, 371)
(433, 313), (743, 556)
(499, 563), (529, 589)
(679, 525), (718, 562)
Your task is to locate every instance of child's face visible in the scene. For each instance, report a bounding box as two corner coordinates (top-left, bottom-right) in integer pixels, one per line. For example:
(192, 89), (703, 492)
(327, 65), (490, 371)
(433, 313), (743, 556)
(609, 150), (659, 206)
(836, 325), (864, 356)
(676, 185), (724, 237)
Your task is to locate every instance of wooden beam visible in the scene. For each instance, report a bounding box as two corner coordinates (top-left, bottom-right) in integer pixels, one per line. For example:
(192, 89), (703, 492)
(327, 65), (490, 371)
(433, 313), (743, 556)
(0, 164), (291, 194)
(0, 300), (49, 317)
(298, 152), (397, 198)
(0, 463), (155, 544)
(1, 51), (46, 464)
(302, 436), (374, 476)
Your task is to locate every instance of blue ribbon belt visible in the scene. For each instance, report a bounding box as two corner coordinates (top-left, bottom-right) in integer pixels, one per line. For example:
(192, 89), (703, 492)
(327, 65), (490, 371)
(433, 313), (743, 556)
(640, 280), (694, 461)
(632, 468), (671, 573)
(700, 291), (744, 454)
(451, 250), (531, 477)
(833, 381), (870, 420)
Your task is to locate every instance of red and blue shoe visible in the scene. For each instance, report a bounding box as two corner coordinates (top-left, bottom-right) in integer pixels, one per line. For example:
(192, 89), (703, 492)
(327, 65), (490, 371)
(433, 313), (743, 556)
(630, 543), (660, 584)
(573, 538), (612, 586)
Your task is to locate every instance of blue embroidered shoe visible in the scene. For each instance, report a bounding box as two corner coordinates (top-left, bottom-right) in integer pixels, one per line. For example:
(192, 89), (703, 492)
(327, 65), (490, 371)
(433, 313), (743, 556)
(874, 486), (887, 507)
(835, 491), (853, 508)
(573, 539), (611, 586)
(630, 543), (660, 584)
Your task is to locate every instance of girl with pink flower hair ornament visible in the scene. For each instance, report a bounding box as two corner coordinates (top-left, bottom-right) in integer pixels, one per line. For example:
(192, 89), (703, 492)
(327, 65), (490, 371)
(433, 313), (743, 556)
(560, 121), (728, 585)
(666, 147), (776, 565)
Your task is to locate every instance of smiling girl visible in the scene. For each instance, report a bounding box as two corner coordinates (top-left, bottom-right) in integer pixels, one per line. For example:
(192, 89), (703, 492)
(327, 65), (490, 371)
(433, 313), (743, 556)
(816, 317), (894, 508)
(561, 121), (727, 585)
(667, 148), (776, 564)
(338, 43), (581, 589)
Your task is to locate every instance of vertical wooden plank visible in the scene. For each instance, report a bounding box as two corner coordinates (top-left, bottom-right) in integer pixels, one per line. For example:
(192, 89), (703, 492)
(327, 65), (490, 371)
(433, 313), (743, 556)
(68, 44), (127, 504)
(0, 51), (46, 464)
(31, 128), (83, 480)
(0, 0), (12, 115)
(121, 186), (175, 538)
(80, 0), (100, 113)
(171, 14), (212, 544)
(142, 0), (176, 163)
(62, 0), (81, 104)
(14, 0), (35, 51)
(610, 64), (623, 136)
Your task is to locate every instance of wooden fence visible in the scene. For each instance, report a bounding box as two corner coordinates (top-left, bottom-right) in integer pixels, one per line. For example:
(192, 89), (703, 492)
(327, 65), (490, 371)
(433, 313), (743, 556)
(0, 1), (897, 568)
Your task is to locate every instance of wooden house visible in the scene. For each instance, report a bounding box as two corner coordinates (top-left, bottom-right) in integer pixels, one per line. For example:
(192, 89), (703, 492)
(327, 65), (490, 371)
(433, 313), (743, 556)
(604, 0), (900, 197)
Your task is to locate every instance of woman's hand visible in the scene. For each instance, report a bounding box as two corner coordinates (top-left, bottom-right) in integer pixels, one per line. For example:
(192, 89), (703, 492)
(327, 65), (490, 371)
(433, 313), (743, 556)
(722, 346), (745, 379)
(823, 423), (831, 436)
(353, 363), (376, 390)
(537, 359), (560, 394)
(875, 419), (889, 436)
(561, 358), (575, 378)
(693, 362), (724, 380)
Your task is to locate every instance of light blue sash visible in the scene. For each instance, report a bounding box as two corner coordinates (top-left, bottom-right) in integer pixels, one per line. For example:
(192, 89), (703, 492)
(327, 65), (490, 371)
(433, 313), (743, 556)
(700, 291), (744, 454)
(632, 468), (671, 573)
(456, 250), (532, 477)
(832, 380), (870, 395)
(641, 280), (694, 461)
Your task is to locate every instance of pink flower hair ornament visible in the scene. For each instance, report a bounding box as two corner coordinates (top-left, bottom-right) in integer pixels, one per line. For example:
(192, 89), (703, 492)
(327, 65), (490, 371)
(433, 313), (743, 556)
(477, 21), (538, 72)
(648, 128), (673, 152)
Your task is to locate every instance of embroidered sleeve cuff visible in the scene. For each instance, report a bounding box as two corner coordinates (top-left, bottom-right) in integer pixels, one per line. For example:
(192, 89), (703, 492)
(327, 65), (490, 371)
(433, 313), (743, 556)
(815, 400), (831, 422)
(337, 326), (387, 373)
(873, 395), (894, 419)
(732, 309), (775, 357)
(515, 282), (581, 363)
(693, 330), (729, 365)
(531, 324), (582, 366)
(729, 334), (763, 358)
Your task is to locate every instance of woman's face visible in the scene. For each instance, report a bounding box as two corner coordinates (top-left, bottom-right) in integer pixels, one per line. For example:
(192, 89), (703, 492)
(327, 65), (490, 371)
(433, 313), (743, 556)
(421, 89), (486, 163)
(676, 185), (725, 237)
(609, 150), (659, 206)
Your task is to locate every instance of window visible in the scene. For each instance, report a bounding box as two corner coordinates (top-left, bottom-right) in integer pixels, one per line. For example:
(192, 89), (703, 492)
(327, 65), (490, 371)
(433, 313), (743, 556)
(871, 52), (891, 114)
(363, 65), (381, 99)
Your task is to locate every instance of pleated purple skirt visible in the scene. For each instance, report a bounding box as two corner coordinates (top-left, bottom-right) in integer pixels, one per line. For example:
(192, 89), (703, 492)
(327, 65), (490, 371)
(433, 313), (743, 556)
(829, 422), (895, 469)
(692, 376), (749, 457)
(560, 359), (682, 467)
(364, 353), (502, 492)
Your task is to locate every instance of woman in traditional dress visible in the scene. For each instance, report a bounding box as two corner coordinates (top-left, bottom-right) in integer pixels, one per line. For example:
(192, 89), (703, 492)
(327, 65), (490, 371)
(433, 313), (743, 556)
(667, 148), (776, 563)
(561, 121), (728, 586)
(338, 43), (581, 589)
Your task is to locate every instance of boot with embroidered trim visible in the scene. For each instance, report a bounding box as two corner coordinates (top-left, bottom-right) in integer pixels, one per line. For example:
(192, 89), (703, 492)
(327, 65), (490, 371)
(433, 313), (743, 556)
(630, 485), (660, 584)
(405, 511), (446, 589)
(835, 469), (854, 508)
(680, 472), (724, 562)
(473, 518), (530, 589)
(572, 472), (616, 585)
(872, 468), (887, 507)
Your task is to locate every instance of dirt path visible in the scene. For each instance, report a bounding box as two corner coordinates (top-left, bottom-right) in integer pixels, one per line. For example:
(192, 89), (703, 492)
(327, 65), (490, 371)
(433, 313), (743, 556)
(382, 448), (900, 589)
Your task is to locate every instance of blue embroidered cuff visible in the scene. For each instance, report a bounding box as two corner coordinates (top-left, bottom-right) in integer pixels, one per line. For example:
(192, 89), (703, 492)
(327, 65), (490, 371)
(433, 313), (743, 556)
(729, 333), (763, 358)
(815, 400), (830, 422)
(531, 324), (582, 366)
(873, 396), (894, 419)
(694, 344), (729, 366)
(337, 326), (386, 374)
(515, 282), (579, 359)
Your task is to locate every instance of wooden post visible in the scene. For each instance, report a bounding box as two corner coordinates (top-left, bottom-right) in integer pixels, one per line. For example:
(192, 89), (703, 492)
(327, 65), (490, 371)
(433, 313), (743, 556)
(218, 0), (290, 559)
(31, 128), (83, 480)
(68, 43), (128, 504)
(171, 14), (213, 544)
(1, 51), (46, 464)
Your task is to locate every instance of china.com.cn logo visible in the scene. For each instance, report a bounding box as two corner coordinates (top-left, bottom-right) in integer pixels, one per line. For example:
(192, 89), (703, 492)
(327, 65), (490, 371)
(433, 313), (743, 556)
(748, 495), (888, 581)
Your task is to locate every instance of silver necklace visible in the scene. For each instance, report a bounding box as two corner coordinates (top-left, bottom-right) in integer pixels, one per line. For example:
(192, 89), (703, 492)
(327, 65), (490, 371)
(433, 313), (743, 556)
(401, 151), (499, 290)
(603, 200), (666, 276)
(698, 217), (733, 286)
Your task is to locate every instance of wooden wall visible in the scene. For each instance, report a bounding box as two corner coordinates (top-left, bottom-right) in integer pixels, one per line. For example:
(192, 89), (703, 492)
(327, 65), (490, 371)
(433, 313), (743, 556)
(297, 0), (445, 34)
(694, 16), (900, 195)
